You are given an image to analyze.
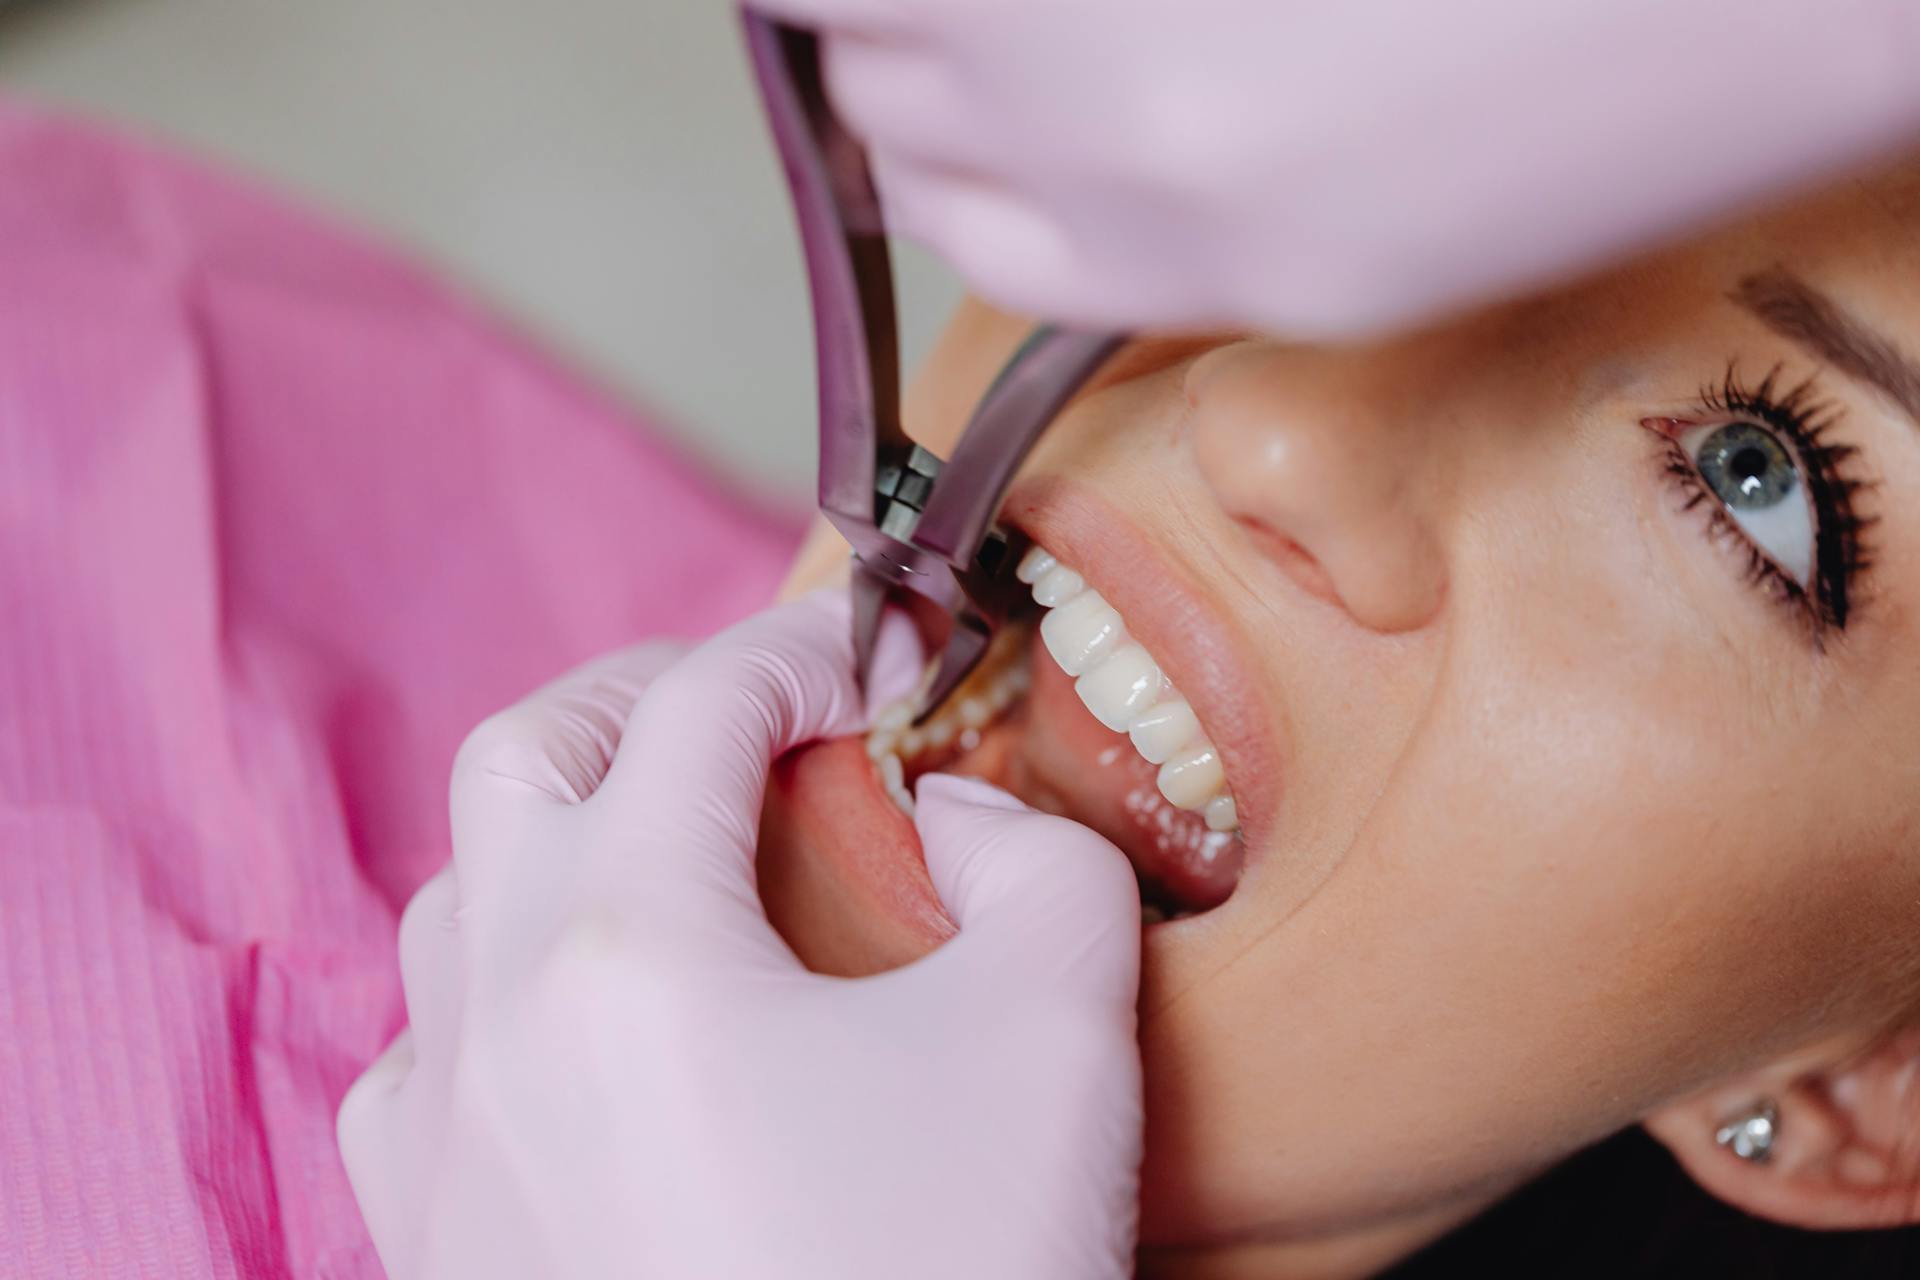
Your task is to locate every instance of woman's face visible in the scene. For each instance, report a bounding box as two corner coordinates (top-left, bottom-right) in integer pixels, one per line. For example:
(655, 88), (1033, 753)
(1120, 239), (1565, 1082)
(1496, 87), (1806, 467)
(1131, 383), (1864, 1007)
(766, 157), (1920, 1266)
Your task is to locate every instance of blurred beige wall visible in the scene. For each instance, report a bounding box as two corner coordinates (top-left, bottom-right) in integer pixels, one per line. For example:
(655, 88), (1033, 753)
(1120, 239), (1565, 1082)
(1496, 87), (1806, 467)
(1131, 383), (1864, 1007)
(0, 0), (964, 511)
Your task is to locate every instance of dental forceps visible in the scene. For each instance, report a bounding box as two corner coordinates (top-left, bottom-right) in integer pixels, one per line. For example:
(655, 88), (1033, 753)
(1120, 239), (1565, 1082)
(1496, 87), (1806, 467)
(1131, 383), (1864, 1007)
(744, 11), (1126, 718)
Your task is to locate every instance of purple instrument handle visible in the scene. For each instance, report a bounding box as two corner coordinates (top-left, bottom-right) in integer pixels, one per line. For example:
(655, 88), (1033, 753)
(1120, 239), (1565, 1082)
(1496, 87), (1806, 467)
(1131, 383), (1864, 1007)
(743, 8), (1124, 712)
(742, 13), (904, 529)
(915, 328), (1125, 569)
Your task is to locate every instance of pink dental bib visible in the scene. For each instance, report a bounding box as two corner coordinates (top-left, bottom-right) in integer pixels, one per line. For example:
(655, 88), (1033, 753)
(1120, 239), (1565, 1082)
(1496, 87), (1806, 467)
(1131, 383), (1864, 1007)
(0, 100), (796, 1278)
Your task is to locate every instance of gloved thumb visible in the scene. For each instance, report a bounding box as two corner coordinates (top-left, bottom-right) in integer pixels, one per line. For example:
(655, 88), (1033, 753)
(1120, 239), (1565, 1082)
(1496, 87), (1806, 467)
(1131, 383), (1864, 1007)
(912, 774), (1140, 1007)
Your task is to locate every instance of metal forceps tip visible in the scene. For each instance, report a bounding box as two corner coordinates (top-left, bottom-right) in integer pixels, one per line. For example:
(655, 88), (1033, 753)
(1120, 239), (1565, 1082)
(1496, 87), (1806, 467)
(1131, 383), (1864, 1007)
(744, 10), (1125, 719)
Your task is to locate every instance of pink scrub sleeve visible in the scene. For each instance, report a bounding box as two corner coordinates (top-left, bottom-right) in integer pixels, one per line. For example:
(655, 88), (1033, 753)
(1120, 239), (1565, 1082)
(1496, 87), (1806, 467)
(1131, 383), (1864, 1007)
(0, 100), (799, 1279)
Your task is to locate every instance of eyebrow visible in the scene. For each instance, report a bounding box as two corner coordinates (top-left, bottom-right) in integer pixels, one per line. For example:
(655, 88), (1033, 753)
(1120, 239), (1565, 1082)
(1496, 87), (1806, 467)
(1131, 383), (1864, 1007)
(1731, 268), (1920, 428)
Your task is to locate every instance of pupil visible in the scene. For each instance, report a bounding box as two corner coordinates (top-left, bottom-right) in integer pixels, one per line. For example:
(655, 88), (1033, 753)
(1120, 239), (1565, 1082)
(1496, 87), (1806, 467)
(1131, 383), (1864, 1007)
(1698, 422), (1795, 511)
(1731, 446), (1769, 498)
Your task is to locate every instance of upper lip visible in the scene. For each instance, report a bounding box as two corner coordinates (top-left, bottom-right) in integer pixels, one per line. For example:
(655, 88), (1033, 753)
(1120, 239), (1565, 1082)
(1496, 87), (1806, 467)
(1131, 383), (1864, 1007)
(1002, 474), (1284, 887)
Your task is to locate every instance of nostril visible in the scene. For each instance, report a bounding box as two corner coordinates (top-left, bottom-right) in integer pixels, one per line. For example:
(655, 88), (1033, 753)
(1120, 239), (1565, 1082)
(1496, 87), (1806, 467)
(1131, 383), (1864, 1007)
(1235, 515), (1345, 611)
(1185, 340), (1448, 632)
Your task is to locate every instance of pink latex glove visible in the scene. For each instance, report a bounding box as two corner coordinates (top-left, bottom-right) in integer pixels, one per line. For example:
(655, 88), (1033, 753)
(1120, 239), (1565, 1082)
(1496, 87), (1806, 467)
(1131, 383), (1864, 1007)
(748, 0), (1920, 337)
(336, 591), (1143, 1280)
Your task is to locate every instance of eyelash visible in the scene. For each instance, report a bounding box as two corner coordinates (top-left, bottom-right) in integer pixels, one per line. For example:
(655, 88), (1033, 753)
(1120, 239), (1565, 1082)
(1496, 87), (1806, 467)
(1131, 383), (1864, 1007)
(1657, 364), (1875, 636)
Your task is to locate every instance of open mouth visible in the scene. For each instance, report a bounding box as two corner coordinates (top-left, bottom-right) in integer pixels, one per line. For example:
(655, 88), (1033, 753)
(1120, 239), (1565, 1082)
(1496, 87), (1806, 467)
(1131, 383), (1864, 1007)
(864, 541), (1247, 921)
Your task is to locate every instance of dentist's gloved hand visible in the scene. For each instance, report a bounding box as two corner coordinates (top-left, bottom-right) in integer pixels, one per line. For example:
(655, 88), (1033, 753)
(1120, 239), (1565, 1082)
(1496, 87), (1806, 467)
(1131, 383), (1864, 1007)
(336, 591), (1144, 1280)
(749, 0), (1920, 337)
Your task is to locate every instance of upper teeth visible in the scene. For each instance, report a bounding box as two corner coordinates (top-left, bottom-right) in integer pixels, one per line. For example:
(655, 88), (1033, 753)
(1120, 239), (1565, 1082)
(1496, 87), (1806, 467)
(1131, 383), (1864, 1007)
(1018, 545), (1240, 833)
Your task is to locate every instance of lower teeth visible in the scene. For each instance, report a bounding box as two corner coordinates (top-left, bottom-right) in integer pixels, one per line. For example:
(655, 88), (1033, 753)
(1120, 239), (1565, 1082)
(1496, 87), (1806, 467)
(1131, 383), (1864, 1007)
(864, 625), (1033, 815)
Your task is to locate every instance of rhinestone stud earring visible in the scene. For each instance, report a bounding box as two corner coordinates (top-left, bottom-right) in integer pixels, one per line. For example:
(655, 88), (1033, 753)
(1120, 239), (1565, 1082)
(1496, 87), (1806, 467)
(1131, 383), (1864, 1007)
(1714, 1098), (1779, 1163)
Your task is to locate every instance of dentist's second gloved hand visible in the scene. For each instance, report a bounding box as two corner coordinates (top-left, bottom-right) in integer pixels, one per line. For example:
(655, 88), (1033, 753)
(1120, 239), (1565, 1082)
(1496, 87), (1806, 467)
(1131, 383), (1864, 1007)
(336, 591), (1144, 1280)
(749, 0), (1920, 337)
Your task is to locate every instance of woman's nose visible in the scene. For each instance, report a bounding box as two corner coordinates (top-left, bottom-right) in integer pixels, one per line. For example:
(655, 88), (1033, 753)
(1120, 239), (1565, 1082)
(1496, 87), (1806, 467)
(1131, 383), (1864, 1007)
(1185, 341), (1447, 633)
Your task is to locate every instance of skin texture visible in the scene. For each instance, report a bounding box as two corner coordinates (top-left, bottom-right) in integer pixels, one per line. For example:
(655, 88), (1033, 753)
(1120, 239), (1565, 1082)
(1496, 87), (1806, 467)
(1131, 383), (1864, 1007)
(762, 153), (1920, 1275)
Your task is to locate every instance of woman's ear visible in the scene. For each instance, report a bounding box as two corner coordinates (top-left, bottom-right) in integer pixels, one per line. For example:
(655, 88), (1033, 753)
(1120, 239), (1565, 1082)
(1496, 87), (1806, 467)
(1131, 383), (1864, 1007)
(1643, 1026), (1920, 1230)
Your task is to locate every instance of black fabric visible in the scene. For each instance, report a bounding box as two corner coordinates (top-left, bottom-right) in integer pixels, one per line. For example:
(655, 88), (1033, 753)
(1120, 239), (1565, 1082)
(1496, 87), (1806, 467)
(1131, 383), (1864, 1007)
(1386, 1127), (1920, 1278)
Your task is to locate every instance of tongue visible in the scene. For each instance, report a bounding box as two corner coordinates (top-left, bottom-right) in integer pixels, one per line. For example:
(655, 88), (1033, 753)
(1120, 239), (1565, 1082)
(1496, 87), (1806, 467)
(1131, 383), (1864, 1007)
(758, 737), (954, 977)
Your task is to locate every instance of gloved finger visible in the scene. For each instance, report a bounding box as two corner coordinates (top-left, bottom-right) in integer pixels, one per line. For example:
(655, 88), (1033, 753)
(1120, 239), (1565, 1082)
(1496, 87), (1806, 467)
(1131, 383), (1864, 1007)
(818, 35), (985, 175)
(449, 640), (686, 894)
(596, 590), (921, 902)
(336, 1033), (413, 1230)
(911, 774), (1141, 1007)
(337, 1030), (429, 1279)
(866, 157), (1081, 325)
(395, 867), (465, 1070)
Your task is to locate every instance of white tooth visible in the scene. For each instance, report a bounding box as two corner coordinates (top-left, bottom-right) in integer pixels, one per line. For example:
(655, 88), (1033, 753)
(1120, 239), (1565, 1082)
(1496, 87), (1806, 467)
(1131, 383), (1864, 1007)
(1074, 644), (1161, 732)
(1021, 550), (1231, 821)
(866, 731), (899, 761)
(958, 727), (982, 752)
(1203, 793), (1239, 832)
(1040, 589), (1126, 676)
(879, 752), (905, 792)
(1127, 697), (1201, 765)
(958, 697), (991, 729)
(1156, 740), (1224, 811)
(899, 727), (926, 757)
(926, 719), (955, 750)
(1016, 546), (1057, 583)
(1031, 564), (1086, 607)
(988, 674), (1018, 710)
(889, 785), (916, 816)
(874, 701), (913, 733)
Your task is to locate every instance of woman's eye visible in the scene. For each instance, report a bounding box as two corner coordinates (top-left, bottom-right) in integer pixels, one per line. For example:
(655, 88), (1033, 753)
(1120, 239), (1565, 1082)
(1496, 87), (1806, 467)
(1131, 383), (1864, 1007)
(1680, 420), (1814, 587)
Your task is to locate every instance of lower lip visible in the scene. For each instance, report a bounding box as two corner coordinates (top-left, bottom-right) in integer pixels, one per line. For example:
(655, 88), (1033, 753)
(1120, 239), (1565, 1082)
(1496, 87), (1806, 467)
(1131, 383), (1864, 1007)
(1013, 632), (1244, 911)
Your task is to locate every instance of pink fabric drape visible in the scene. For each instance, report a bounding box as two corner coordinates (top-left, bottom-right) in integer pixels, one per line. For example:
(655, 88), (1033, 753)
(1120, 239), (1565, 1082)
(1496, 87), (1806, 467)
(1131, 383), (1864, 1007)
(0, 101), (799, 1278)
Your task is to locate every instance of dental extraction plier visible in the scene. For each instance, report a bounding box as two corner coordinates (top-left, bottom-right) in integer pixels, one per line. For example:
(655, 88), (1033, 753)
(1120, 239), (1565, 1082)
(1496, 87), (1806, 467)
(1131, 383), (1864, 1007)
(743, 11), (1126, 718)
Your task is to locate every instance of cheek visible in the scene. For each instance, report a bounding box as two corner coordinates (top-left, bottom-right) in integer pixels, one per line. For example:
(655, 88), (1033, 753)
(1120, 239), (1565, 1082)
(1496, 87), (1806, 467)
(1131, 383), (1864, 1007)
(1135, 500), (1838, 1244)
(1138, 662), (1734, 1244)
